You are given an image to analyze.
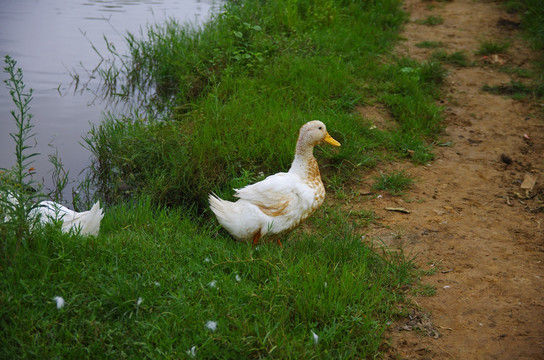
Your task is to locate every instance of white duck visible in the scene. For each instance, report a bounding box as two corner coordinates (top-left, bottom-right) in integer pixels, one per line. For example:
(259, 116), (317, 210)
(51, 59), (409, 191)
(31, 201), (104, 236)
(209, 120), (341, 246)
(2, 193), (104, 237)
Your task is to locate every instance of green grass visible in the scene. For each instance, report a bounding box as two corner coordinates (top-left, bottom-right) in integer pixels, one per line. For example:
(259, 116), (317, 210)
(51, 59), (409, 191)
(415, 41), (444, 49)
(482, 81), (544, 99)
(519, 0), (544, 104)
(412, 284), (437, 297)
(352, 208), (378, 227)
(432, 50), (471, 67)
(475, 40), (510, 55)
(502, 0), (544, 49)
(0, 198), (415, 359)
(499, 0), (544, 105)
(499, 66), (533, 78)
(82, 0), (445, 209)
(416, 15), (444, 26)
(372, 170), (415, 196)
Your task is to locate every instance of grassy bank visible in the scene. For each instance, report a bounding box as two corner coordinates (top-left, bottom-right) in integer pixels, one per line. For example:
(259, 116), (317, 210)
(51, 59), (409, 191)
(1, 0), (441, 358)
(86, 0), (444, 208)
(1, 198), (414, 359)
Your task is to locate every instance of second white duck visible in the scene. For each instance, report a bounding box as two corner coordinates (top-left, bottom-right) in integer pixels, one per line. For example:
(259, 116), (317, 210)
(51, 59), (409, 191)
(31, 201), (104, 237)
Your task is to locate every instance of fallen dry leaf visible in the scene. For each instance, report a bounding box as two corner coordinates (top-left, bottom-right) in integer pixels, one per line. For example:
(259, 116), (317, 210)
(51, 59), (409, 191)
(520, 173), (537, 192)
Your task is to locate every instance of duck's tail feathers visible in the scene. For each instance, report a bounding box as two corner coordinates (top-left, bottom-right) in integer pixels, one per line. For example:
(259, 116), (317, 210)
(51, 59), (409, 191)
(209, 193), (254, 240)
(208, 193), (231, 223)
(64, 201), (104, 237)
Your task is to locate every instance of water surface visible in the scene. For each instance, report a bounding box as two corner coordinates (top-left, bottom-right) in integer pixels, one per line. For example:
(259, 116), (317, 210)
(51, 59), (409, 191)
(0, 0), (217, 199)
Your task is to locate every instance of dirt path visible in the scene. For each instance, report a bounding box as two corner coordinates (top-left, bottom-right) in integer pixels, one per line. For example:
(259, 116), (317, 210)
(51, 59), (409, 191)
(355, 0), (544, 358)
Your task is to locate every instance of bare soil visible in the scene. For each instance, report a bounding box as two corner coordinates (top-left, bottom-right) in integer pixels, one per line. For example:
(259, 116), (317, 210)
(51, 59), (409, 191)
(353, 0), (544, 358)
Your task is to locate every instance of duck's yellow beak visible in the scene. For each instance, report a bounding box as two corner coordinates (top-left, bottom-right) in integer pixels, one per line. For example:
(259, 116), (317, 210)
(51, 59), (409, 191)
(324, 132), (341, 147)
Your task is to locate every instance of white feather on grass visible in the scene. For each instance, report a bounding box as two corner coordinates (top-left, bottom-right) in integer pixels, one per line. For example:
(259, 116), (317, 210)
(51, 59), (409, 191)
(205, 321), (217, 332)
(186, 346), (197, 358)
(311, 330), (319, 345)
(53, 296), (65, 309)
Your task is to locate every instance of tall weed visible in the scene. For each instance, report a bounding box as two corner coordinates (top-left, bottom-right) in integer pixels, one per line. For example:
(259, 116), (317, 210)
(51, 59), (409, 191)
(0, 56), (43, 256)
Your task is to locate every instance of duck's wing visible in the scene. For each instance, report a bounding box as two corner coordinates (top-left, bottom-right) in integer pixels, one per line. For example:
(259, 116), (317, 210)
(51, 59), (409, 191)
(35, 201), (76, 220)
(234, 172), (315, 218)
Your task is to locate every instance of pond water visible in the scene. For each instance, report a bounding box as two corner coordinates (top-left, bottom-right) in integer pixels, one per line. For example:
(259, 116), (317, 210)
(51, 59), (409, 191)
(0, 0), (218, 201)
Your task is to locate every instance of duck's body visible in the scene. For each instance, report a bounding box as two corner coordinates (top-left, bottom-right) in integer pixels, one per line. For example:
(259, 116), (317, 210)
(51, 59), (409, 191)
(31, 201), (104, 236)
(209, 120), (340, 245)
(2, 194), (104, 236)
(209, 170), (322, 241)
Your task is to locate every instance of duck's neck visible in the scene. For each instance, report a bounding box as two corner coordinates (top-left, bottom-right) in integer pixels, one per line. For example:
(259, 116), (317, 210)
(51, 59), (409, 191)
(288, 144), (321, 183)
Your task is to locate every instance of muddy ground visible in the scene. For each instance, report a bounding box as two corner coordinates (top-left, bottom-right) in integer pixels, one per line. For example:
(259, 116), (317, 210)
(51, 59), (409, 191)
(352, 0), (543, 358)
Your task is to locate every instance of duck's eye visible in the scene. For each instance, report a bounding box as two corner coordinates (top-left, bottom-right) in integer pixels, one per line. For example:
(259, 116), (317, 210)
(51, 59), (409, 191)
(318, 126), (322, 130)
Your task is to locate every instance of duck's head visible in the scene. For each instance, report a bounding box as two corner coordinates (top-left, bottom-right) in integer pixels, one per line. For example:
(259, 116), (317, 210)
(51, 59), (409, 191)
(298, 120), (341, 148)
